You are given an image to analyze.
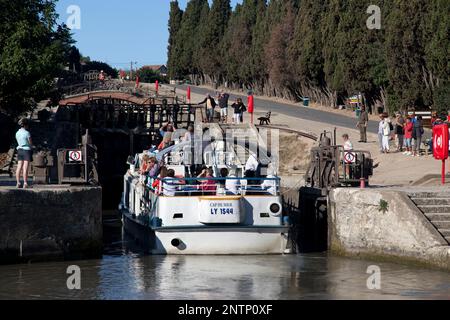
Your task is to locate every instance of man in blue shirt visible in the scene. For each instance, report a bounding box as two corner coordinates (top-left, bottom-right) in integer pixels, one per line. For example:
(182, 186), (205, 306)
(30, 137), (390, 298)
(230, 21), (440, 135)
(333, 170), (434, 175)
(15, 118), (33, 188)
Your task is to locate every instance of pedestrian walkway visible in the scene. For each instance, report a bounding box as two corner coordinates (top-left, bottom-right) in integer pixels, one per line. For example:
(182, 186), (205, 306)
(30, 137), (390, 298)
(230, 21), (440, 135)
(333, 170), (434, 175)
(169, 84), (443, 187)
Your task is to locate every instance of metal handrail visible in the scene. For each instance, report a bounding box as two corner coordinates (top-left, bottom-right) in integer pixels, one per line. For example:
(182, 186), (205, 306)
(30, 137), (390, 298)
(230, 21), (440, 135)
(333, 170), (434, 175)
(145, 176), (281, 197)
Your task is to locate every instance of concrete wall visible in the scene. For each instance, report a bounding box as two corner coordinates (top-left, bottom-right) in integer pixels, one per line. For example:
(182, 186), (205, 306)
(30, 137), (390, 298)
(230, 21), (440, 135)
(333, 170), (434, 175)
(329, 188), (450, 271)
(0, 186), (102, 264)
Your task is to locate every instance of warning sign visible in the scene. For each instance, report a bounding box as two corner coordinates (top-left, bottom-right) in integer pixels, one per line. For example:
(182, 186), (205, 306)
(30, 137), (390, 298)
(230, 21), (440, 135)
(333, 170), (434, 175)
(68, 150), (82, 162)
(344, 152), (356, 164)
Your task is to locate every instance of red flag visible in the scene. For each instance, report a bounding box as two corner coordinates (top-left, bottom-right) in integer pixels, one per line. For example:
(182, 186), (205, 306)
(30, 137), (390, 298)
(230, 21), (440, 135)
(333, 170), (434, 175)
(248, 95), (254, 113)
(135, 75), (140, 87)
(187, 86), (191, 101)
(155, 80), (159, 94)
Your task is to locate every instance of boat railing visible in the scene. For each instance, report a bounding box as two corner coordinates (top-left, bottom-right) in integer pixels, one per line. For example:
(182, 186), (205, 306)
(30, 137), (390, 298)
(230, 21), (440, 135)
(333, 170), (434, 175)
(145, 176), (281, 197)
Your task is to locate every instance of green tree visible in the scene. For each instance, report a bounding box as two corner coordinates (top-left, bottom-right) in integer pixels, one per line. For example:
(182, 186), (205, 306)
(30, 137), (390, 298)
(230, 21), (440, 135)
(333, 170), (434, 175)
(67, 46), (82, 73)
(385, 1), (429, 112)
(0, 0), (74, 116)
(172, 0), (208, 79)
(264, 0), (297, 98)
(196, 0), (231, 83)
(167, 0), (184, 79)
(290, 0), (326, 99)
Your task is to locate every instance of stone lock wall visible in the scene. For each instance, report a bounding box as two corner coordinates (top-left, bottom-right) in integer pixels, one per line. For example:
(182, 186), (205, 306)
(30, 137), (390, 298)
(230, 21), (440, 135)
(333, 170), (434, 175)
(0, 186), (102, 263)
(328, 188), (450, 271)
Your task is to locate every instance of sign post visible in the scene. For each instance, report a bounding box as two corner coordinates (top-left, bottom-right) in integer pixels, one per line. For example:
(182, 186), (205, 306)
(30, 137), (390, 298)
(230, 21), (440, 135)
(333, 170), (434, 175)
(432, 123), (449, 185)
(155, 80), (159, 95)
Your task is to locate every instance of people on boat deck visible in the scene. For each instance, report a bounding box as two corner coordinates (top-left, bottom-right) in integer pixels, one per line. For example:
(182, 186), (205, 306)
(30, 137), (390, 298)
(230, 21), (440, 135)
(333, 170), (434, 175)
(158, 132), (174, 151)
(197, 167), (217, 193)
(147, 157), (160, 178)
(225, 167), (240, 195)
(139, 154), (150, 174)
(244, 152), (260, 185)
(261, 166), (277, 195)
(159, 122), (174, 138)
(183, 125), (194, 142)
(152, 166), (168, 194)
(162, 169), (179, 196)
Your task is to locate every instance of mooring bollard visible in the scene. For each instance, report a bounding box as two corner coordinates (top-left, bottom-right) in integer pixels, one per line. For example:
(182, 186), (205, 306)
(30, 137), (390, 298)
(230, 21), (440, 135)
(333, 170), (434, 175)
(360, 178), (366, 189)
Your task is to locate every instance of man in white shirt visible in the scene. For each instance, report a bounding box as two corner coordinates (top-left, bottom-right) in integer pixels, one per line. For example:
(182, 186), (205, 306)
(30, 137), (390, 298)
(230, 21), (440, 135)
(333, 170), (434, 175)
(245, 153), (259, 172)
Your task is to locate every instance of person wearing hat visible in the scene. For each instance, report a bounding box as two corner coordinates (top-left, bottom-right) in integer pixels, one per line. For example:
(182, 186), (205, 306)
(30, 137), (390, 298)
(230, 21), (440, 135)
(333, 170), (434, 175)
(15, 118), (33, 188)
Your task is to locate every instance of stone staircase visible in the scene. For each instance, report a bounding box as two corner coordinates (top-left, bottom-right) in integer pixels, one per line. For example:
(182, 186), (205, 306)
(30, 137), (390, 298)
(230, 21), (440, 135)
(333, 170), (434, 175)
(409, 192), (450, 244)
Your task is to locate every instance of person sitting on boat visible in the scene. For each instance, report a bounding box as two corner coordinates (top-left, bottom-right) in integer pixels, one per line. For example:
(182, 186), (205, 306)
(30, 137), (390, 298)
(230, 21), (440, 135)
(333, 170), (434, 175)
(139, 154), (150, 174)
(244, 152), (261, 186)
(159, 122), (174, 138)
(162, 169), (180, 196)
(151, 166), (167, 194)
(147, 157), (160, 178)
(197, 167), (217, 194)
(225, 167), (240, 195)
(183, 125), (194, 142)
(261, 165), (277, 195)
(158, 132), (174, 151)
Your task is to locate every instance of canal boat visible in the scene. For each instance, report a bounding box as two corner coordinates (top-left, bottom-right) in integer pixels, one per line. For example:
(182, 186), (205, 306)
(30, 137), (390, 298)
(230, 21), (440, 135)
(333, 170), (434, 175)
(119, 124), (290, 254)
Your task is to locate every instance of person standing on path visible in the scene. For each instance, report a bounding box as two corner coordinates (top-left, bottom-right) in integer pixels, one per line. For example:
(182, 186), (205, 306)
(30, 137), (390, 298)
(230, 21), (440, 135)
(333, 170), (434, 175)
(231, 98), (246, 124)
(378, 114), (385, 152)
(15, 118), (33, 189)
(395, 113), (405, 152)
(356, 105), (368, 142)
(198, 94), (216, 123)
(218, 92), (230, 123)
(382, 114), (391, 153)
(412, 115), (424, 157)
(403, 117), (413, 155)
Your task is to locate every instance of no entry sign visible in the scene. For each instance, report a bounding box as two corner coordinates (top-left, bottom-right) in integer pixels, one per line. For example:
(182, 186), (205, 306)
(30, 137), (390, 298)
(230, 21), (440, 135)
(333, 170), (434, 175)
(68, 150), (82, 162)
(433, 124), (449, 160)
(432, 123), (449, 185)
(344, 152), (356, 164)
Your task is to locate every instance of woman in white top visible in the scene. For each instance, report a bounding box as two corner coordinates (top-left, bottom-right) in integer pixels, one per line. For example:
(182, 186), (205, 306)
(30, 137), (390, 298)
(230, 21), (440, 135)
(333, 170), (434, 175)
(382, 115), (391, 153)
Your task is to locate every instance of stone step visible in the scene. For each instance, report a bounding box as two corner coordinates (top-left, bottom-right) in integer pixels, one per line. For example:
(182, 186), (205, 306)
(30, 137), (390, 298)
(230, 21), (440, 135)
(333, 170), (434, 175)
(418, 205), (450, 214)
(438, 229), (450, 237)
(411, 198), (450, 206)
(409, 192), (450, 199)
(432, 221), (450, 229)
(425, 213), (450, 221)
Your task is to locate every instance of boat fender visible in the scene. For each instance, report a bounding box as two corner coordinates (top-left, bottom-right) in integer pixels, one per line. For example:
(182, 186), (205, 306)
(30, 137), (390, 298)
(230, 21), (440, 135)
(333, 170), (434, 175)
(171, 238), (181, 247)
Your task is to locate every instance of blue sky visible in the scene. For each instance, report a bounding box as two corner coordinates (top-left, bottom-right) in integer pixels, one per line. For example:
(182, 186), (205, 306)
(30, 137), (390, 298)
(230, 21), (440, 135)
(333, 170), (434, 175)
(56, 0), (242, 69)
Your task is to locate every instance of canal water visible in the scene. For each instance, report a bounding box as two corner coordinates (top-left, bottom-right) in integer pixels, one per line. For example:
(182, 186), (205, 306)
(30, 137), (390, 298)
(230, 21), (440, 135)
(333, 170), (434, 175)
(0, 226), (449, 300)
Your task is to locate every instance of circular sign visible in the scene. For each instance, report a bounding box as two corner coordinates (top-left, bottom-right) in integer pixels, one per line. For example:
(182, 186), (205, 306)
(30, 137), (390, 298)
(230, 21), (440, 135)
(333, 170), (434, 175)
(344, 152), (356, 164)
(69, 150), (82, 162)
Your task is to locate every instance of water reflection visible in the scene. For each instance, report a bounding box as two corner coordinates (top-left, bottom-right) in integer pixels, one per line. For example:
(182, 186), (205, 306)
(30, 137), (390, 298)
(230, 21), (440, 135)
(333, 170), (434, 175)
(0, 227), (449, 300)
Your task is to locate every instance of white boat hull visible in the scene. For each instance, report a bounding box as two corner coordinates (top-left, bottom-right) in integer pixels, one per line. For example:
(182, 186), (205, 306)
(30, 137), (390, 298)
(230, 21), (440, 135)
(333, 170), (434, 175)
(122, 211), (289, 255)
